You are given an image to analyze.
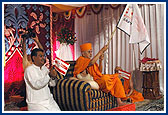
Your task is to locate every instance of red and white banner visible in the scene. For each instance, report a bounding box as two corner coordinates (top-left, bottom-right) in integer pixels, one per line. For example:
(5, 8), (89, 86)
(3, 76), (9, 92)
(117, 4), (150, 54)
(118, 70), (131, 80)
(53, 56), (70, 76)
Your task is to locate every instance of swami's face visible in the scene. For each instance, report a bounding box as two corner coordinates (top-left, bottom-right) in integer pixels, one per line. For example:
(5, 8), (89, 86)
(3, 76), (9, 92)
(82, 49), (92, 59)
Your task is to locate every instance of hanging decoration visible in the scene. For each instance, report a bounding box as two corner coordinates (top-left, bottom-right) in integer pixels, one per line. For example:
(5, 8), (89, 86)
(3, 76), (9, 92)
(53, 4), (122, 21)
(91, 4), (103, 14)
(86, 5), (92, 15)
(110, 4), (121, 9)
(53, 13), (59, 22)
(75, 6), (86, 18)
(64, 10), (72, 21)
(104, 4), (109, 10)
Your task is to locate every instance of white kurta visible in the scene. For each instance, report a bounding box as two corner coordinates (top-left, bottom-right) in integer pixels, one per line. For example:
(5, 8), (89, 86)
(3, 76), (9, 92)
(24, 64), (60, 111)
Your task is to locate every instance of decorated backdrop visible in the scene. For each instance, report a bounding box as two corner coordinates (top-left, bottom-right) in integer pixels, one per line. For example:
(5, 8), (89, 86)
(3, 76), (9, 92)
(4, 4), (52, 100)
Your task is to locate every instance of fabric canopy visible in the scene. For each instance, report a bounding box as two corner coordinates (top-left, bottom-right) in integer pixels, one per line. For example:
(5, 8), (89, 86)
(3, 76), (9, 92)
(51, 4), (87, 13)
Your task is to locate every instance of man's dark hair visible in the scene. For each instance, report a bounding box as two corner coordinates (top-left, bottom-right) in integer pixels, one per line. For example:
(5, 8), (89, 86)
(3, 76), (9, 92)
(31, 48), (44, 62)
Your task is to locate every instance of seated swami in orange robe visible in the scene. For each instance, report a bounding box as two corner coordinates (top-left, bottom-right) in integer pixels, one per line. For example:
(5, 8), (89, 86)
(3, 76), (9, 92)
(115, 67), (144, 103)
(73, 43), (127, 106)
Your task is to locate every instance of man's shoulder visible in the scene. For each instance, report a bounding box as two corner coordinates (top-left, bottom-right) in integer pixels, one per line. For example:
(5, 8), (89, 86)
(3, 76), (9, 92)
(41, 65), (49, 71)
(25, 64), (34, 71)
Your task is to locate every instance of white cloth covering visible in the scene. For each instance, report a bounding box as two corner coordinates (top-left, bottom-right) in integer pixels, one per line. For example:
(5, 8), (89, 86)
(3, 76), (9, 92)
(55, 43), (73, 61)
(77, 73), (99, 90)
(24, 64), (60, 111)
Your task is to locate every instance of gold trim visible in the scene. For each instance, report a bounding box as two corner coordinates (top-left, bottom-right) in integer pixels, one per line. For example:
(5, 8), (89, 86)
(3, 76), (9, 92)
(87, 101), (114, 111)
(74, 81), (80, 110)
(57, 80), (61, 107)
(70, 80), (77, 110)
(65, 79), (72, 110)
(61, 80), (66, 110)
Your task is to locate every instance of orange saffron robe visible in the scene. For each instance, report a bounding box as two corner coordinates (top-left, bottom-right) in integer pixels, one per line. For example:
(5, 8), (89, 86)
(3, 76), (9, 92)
(121, 76), (144, 103)
(73, 56), (126, 98)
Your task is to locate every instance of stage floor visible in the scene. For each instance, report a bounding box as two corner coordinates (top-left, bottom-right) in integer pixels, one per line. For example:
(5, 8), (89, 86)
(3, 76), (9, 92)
(4, 97), (164, 111)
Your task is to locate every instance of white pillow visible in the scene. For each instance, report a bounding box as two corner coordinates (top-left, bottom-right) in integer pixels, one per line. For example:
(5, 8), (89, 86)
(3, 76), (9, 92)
(77, 73), (99, 89)
(87, 80), (99, 90)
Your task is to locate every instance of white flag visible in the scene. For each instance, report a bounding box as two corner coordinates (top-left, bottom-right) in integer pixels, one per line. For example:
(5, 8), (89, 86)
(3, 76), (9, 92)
(117, 4), (150, 54)
(53, 56), (70, 76)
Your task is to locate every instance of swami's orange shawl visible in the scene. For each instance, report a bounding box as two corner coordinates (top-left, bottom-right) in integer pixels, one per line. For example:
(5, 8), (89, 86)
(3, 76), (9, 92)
(122, 76), (144, 103)
(73, 56), (126, 98)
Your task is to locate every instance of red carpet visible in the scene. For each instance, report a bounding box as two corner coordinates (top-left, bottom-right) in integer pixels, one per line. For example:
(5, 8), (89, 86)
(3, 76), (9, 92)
(20, 104), (135, 111)
(107, 103), (135, 111)
(20, 106), (28, 111)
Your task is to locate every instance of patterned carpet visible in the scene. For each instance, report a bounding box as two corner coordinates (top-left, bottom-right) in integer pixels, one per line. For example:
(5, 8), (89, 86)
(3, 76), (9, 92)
(135, 97), (164, 111)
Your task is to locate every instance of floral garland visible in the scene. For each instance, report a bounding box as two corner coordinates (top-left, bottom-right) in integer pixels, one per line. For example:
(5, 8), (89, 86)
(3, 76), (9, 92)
(56, 28), (77, 45)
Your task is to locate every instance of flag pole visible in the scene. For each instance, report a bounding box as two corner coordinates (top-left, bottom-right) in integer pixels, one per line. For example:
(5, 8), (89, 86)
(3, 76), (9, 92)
(132, 44), (137, 71)
(103, 27), (117, 74)
(106, 27), (117, 46)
